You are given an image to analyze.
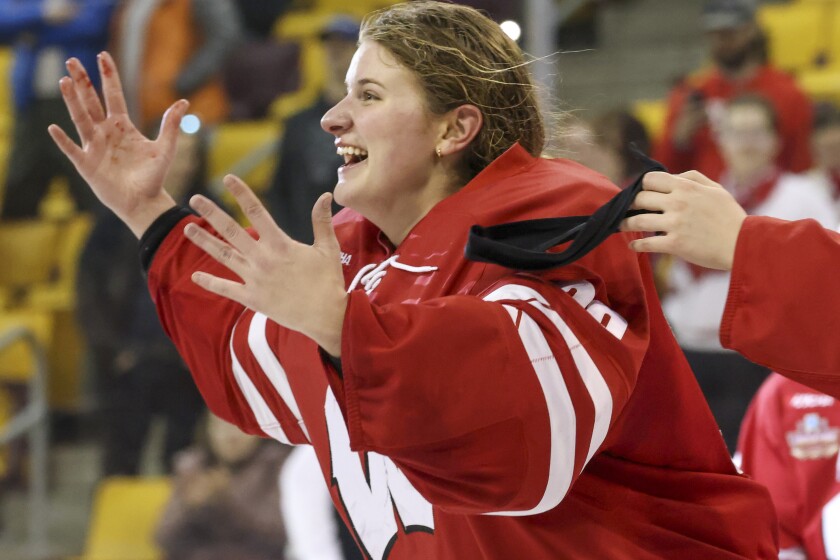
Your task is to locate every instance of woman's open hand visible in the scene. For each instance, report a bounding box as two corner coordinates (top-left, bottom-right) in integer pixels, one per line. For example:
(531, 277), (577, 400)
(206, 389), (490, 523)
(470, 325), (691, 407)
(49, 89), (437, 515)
(184, 176), (348, 356)
(48, 52), (188, 237)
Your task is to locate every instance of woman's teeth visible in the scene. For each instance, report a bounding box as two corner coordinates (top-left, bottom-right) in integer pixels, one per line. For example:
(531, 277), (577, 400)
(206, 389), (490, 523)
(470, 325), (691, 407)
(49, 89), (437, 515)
(336, 146), (368, 157)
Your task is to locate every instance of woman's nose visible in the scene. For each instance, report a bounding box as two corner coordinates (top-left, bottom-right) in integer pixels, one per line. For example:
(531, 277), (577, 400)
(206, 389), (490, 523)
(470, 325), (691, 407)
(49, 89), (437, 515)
(321, 97), (351, 135)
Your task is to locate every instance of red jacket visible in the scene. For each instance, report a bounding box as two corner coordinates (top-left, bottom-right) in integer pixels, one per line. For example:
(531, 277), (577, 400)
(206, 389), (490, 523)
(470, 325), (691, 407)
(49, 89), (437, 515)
(738, 374), (840, 559)
(655, 65), (813, 181)
(721, 216), (840, 398)
(147, 145), (777, 558)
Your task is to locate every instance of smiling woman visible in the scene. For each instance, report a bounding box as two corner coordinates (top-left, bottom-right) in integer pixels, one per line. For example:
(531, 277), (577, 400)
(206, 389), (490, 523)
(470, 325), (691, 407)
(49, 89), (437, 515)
(50, 1), (779, 558)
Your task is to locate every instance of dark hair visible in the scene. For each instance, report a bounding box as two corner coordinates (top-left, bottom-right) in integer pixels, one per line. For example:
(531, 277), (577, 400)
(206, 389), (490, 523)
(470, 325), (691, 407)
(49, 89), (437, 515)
(590, 110), (651, 179)
(813, 101), (840, 132)
(360, 1), (545, 181)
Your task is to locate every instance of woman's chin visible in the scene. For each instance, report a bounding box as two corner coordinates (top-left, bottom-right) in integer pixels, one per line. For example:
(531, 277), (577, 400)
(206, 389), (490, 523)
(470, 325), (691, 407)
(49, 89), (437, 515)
(332, 183), (351, 208)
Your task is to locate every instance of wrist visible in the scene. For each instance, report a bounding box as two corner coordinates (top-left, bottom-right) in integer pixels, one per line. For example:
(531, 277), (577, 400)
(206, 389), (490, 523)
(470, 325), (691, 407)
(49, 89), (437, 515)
(724, 214), (749, 271)
(309, 291), (348, 357)
(122, 193), (178, 239)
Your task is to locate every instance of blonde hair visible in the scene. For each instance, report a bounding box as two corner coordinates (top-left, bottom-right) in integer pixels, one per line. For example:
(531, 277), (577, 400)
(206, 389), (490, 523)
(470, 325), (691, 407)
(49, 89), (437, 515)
(360, 1), (545, 180)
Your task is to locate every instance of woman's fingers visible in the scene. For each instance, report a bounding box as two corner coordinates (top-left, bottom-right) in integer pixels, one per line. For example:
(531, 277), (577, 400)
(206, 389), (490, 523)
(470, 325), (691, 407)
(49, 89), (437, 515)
(188, 195), (258, 255)
(628, 190), (669, 212)
(157, 99), (189, 153)
(65, 57), (105, 123)
(641, 171), (677, 194)
(183, 222), (249, 277)
(620, 211), (668, 233)
(628, 234), (673, 255)
(311, 193), (339, 253)
(97, 52), (129, 116)
(59, 76), (96, 144)
(190, 271), (247, 304)
(676, 170), (720, 188)
(223, 175), (294, 246)
(47, 124), (85, 169)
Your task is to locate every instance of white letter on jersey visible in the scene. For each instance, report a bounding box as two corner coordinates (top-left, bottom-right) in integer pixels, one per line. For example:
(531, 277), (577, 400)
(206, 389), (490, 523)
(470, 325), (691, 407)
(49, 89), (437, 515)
(561, 281), (628, 340)
(325, 390), (434, 559)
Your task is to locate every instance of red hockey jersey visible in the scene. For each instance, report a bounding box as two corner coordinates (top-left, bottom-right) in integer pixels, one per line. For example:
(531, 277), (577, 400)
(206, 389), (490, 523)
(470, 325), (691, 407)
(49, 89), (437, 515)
(147, 144), (777, 558)
(721, 216), (840, 398)
(738, 374), (840, 559)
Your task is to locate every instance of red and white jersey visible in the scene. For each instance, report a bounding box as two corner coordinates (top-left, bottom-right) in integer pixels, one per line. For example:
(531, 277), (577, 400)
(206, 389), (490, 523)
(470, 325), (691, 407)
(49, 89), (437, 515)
(147, 144), (777, 558)
(721, 216), (840, 398)
(737, 374), (840, 559)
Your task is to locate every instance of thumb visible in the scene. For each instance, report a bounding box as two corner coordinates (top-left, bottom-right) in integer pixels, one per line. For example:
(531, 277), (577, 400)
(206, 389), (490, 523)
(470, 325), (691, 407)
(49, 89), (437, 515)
(311, 193), (339, 252)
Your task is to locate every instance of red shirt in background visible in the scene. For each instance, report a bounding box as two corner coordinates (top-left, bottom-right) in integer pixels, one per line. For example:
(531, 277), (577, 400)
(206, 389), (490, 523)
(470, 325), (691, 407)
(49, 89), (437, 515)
(655, 65), (813, 181)
(738, 374), (840, 560)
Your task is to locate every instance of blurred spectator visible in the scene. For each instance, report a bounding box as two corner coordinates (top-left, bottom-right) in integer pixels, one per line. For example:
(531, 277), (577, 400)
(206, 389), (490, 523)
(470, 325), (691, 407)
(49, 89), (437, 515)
(0, 0), (116, 219)
(553, 110), (650, 188)
(232, 0), (292, 39)
(280, 446), (364, 560)
(76, 129), (209, 476)
(810, 101), (840, 215)
(156, 412), (289, 560)
(661, 94), (837, 451)
(654, 0), (813, 182)
(110, 0), (242, 132)
(737, 374), (840, 560)
(589, 109), (651, 187)
(265, 15), (358, 243)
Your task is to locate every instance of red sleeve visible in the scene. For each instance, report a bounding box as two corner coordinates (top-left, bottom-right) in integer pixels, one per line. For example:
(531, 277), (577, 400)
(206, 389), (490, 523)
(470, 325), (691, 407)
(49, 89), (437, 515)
(721, 216), (840, 397)
(147, 215), (310, 445)
(653, 85), (695, 173)
(736, 375), (804, 550)
(334, 261), (649, 515)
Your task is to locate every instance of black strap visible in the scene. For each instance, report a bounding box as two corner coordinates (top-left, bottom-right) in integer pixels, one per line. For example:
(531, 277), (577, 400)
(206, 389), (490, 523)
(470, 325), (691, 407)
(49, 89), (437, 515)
(464, 153), (665, 271)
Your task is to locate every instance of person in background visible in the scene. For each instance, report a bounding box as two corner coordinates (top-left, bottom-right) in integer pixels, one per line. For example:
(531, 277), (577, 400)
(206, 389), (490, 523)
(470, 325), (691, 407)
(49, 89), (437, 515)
(654, 0), (812, 182)
(0, 0), (116, 218)
(809, 102), (840, 214)
(110, 0), (242, 132)
(156, 412), (289, 560)
(589, 109), (652, 188)
(264, 15), (358, 243)
(76, 128), (208, 476)
(737, 374), (840, 560)
(231, 0), (292, 39)
(280, 446), (363, 560)
(660, 93), (837, 451)
(554, 110), (651, 189)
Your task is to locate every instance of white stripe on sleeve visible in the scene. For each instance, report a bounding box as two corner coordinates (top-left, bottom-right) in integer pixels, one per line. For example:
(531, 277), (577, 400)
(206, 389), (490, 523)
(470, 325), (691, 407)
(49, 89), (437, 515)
(248, 313), (311, 442)
(483, 303), (575, 516)
(229, 323), (292, 445)
(486, 284), (613, 465)
(482, 283), (616, 515)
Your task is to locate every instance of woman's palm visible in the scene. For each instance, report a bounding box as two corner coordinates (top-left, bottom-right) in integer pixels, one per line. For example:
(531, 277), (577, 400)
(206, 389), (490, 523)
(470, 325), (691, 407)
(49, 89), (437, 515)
(78, 112), (175, 213)
(48, 53), (186, 229)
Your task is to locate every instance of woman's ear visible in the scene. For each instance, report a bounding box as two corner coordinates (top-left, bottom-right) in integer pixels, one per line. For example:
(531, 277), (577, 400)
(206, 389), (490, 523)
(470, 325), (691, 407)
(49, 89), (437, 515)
(438, 104), (483, 157)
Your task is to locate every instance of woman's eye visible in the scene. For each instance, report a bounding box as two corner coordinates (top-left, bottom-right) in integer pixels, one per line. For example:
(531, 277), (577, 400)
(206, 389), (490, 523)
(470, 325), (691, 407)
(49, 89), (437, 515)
(362, 91), (378, 101)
